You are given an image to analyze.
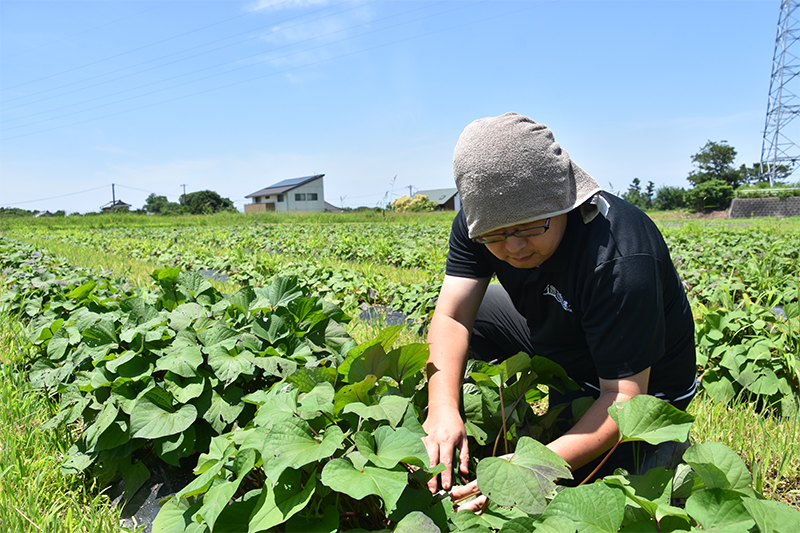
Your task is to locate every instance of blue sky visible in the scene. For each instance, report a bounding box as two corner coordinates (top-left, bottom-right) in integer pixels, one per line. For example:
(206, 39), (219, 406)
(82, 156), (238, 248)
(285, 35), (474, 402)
(0, 0), (782, 213)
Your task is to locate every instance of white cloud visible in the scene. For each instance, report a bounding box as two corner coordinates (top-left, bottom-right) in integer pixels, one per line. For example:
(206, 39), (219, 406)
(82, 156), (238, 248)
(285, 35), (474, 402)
(240, 0), (375, 72)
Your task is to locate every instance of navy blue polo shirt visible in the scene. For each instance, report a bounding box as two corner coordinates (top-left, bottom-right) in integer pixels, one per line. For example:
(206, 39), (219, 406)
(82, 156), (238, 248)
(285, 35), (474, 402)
(446, 192), (697, 404)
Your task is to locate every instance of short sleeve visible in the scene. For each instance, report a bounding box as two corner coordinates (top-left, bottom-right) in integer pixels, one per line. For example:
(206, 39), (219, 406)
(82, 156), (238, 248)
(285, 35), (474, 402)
(445, 210), (495, 279)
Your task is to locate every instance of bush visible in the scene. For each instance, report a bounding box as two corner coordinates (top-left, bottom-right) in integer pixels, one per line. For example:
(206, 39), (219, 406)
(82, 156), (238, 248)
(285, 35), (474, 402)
(686, 179), (734, 212)
(389, 194), (438, 212)
(735, 181), (800, 199)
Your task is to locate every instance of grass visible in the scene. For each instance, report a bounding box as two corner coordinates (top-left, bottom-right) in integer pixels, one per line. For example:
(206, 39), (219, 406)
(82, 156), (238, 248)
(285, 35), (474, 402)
(0, 314), (125, 533)
(688, 392), (800, 507)
(14, 236), (158, 290)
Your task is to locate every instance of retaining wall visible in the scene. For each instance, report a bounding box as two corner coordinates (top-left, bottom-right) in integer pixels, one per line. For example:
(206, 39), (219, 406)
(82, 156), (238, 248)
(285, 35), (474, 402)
(728, 196), (800, 219)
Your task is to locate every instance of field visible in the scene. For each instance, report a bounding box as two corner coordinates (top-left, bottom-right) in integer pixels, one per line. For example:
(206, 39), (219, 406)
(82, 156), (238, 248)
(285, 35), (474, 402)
(0, 210), (798, 532)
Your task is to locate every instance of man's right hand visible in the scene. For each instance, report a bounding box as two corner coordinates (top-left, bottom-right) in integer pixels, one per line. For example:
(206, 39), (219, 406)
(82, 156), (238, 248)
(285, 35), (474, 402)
(422, 408), (470, 494)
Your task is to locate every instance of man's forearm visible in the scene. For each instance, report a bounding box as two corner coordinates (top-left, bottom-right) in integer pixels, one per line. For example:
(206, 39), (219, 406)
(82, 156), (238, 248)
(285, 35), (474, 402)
(547, 368), (650, 471)
(545, 391), (627, 471)
(425, 312), (471, 413)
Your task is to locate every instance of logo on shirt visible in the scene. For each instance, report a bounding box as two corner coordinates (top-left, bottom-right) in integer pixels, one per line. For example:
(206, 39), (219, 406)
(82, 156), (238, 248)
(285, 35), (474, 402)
(543, 285), (572, 312)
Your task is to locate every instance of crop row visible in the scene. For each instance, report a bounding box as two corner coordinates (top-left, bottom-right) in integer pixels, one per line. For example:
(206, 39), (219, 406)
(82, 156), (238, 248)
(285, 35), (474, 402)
(10, 222), (451, 272)
(9, 221), (799, 306)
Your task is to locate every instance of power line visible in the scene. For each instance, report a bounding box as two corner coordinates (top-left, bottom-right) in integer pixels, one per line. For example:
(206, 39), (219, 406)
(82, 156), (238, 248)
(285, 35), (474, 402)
(1, 0), (360, 109)
(2, 1), (515, 140)
(3, 185), (109, 206)
(1, 0), (431, 127)
(114, 183), (177, 198)
(3, 183), (186, 208)
(2, 2), (170, 60)
(0, 0), (289, 92)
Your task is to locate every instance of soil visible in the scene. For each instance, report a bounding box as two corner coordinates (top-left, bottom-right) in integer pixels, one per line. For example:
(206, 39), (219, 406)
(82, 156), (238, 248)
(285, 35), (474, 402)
(691, 209), (729, 220)
(649, 209), (729, 222)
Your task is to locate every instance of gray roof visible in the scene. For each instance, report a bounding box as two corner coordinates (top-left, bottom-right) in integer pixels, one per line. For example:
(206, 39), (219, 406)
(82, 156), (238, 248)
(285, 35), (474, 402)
(324, 201), (344, 213)
(417, 188), (458, 204)
(245, 174), (324, 198)
(100, 199), (131, 210)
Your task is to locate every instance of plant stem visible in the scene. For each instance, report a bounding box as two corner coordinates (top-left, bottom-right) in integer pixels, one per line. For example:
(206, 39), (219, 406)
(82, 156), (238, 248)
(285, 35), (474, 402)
(492, 380), (537, 456)
(499, 381), (509, 456)
(578, 439), (621, 486)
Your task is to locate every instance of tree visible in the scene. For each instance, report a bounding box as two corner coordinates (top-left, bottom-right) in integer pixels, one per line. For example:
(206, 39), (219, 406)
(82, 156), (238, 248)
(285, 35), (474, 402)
(739, 162), (792, 186)
(179, 190), (235, 215)
(143, 194), (182, 214)
(621, 178), (654, 210)
(687, 141), (745, 188)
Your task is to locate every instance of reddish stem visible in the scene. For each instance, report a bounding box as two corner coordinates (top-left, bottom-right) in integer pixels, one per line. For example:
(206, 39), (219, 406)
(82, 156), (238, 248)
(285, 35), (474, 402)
(578, 439), (622, 486)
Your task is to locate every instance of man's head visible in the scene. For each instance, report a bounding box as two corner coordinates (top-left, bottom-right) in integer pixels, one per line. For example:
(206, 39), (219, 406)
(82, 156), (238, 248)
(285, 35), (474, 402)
(453, 112), (601, 240)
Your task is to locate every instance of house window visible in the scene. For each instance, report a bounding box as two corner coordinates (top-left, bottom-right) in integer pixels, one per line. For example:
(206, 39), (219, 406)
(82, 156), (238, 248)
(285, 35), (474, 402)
(277, 194), (284, 202)
(295, 193), (306, 201)
(308, 193), (318, 201)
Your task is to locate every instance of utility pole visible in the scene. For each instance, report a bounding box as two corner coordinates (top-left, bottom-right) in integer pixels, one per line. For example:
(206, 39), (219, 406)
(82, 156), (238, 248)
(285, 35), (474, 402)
(112, 183), (116, 204)
(760, 0), (800, 186)
(407, 185), (414, 197)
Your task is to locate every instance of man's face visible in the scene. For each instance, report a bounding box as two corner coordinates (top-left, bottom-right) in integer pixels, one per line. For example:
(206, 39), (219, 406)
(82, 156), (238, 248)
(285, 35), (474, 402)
(480, 214), (568, 269)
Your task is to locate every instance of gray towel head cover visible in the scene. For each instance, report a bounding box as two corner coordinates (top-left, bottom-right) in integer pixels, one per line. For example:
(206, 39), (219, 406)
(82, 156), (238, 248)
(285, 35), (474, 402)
(453, 112), (601, 239)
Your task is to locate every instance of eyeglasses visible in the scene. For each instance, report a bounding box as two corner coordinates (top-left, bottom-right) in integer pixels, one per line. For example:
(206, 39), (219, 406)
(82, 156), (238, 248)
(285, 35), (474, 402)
(472, 218), (550, 244)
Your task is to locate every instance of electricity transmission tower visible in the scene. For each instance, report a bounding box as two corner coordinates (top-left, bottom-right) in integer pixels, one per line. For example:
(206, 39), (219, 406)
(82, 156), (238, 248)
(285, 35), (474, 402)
(760, 0), (800, 186)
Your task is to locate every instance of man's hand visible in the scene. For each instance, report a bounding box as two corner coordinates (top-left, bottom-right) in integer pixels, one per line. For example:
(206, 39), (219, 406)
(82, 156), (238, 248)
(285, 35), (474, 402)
(422, 407), (470, 493)
(447, 451), (513, 512)
(450, 479), (485, 512)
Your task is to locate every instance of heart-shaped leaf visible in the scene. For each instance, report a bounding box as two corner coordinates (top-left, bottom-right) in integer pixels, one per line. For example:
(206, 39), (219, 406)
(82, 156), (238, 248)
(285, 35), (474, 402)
(608, 395), (694, 445)
(542, 482), (626, 533)
(248, 468), (316, 533)
(342, 395), (409, 428)
(320, 458), (407, 515)
(476, 437), (571, 514)
(685, 488), (755, 533)
(130, 388), (197, 440)
(261, 418), (344, 483)
(682, 442), (753, 496)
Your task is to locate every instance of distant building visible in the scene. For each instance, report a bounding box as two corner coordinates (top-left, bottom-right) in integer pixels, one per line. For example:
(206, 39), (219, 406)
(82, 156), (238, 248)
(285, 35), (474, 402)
(245, 174), (325, 213)
(100, 200), (131, 211)
(416, 188), (460, 211)
(34, 211), (54, 218)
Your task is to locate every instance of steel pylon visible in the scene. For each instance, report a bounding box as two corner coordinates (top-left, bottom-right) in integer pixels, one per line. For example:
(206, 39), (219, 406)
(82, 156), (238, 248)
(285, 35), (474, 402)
(761, 0), (800, 186)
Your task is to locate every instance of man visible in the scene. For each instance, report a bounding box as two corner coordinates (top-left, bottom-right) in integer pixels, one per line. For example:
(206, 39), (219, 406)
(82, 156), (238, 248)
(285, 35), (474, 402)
(422, 112), (697, 508)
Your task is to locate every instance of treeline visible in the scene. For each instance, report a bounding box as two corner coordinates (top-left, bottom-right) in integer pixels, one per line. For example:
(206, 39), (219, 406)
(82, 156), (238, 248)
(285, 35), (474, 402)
(621, 141), (798, 212)
(1, 190), (237, 218)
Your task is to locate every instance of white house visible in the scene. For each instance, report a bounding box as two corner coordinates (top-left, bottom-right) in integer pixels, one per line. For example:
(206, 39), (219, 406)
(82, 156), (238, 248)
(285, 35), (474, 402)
(245, 174), (326, 213)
